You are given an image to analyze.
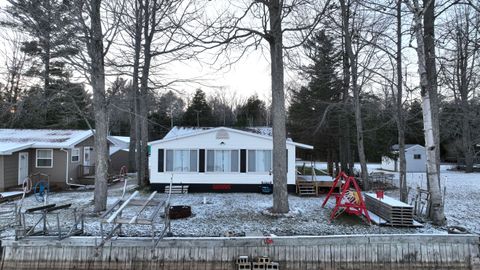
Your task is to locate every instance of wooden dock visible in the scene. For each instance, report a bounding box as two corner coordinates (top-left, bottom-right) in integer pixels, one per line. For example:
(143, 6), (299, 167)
(1, 234), (479, 269)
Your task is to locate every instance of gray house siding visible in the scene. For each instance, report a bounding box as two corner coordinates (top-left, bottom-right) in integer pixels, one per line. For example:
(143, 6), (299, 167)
(28, 149), (68, 188)
(68, 136), (95, 183)
(3, 152), (19, 190)
(110, 150), (128, 173)
(0, 134), (104, 190)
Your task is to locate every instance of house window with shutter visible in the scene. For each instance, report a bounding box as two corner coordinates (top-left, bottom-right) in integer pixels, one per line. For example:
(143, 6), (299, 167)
(206, 150), (239, 172)
(165, 150), (198, 172)
(247, 150), (272, 173)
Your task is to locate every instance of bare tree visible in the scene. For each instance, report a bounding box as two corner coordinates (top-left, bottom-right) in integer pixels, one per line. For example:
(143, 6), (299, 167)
(438, 5), (480, 173)
(200, 0), (332, 214)
(0, 31), (27, 127)
(405, 0), (445, 224)
(73, 0), (125, 212)
(395, 0), (408, 202)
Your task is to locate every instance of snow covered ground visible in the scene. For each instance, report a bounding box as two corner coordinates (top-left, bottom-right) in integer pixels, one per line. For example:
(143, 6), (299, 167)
(0, 163), (478, 238)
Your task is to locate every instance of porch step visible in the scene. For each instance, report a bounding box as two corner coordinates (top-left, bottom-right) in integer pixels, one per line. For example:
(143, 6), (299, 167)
(165, 185), (189, 194)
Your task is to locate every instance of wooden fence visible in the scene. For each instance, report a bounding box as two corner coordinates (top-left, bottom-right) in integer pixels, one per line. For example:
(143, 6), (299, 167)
(1, 234), (479, 269)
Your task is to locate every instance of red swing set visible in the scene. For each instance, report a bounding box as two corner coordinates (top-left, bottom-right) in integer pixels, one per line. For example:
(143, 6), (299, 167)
(321, 171), (371, 224)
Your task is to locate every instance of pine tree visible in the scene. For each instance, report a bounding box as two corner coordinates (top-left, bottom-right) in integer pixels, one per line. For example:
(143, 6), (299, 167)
(4, 0), (80, 125)
(183, 89), (213, 126)
(236, 95), (267, 127)
(288, 30), (342, 167)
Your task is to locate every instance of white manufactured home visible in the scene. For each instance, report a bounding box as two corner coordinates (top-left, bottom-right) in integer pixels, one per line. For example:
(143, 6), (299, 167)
(381, 144), (426, 172)
(148, 126), (313, 192)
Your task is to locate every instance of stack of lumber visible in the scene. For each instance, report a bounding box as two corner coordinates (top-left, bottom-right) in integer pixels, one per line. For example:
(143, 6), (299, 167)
(365, 193), (414, 226)
(164, 185), (189, 194)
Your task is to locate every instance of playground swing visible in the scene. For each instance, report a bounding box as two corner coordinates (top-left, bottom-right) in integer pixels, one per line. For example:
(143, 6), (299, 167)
(321, 171), (371, 224)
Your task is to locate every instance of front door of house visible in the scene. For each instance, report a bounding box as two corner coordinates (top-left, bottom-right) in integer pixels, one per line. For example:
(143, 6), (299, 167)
(84, 147), (91, 175)
(18, 152), (29, 185)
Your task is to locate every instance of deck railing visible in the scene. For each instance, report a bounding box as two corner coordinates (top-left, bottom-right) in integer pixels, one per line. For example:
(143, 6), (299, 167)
(78, 165), (95, 178)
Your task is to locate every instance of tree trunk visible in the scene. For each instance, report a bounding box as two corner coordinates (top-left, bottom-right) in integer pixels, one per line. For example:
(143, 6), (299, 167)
(423, 0), (441, 180)
(456, 18), (474, 173)
(396, 0), (407, 202)
(128, 87), (137, 173)
(88, 0), (109, 213)
(130, 0), (142, 176)
(138, 0), (153, 187)
(408, 0), (445, 224)
(340, 17), (353, 176)
(340, 0), (369, 189)
(139, 58), (150, 187)
(461, 98), (473, 172)
(269, 0), (289, 214)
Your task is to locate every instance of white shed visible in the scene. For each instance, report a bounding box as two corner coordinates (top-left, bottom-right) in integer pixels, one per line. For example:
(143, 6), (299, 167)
(381, 144), (426, 172)
(148, 126), (313, 192)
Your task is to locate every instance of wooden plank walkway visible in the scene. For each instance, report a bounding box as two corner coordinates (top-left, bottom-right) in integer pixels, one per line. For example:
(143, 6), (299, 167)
(1, 234), (479, 269)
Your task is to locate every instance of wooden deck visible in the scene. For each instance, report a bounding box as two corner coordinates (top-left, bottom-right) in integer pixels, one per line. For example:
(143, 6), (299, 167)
(295, 175), (341, 196)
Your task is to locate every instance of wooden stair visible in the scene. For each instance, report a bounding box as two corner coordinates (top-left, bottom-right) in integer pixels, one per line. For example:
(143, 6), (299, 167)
(164, 185), (189, 194)
(296, 181), (316, 196)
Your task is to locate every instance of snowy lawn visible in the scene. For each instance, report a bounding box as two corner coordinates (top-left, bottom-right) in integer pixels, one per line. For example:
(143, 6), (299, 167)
(1, 164), (478, 238)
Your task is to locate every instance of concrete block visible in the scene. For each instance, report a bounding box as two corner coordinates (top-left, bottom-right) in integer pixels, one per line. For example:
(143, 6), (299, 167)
(237, 263), (252, 270)
(254, 256), (270, 263)
(266, 262), (279, 269)
(236, 255), (249, 264)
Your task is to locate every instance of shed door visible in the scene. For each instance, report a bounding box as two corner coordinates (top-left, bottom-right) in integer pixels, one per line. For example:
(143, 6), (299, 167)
(18, 152), (29, 185)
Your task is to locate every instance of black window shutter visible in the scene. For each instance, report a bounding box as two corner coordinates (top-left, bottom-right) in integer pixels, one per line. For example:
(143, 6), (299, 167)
(240, 149), (247, 173)
(199, 149), (205, 173)
(158, 149), (164, 172)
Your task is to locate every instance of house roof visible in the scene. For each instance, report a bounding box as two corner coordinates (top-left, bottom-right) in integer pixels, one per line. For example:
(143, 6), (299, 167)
(152, 126), (313, 149)
(108, 136), (130, 155)
(391, 144), (424, 151)
(164, 126), (292, 140)
(0, 129), (94, 155)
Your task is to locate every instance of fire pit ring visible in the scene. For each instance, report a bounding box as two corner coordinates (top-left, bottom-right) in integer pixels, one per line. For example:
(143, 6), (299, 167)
(169, 205), (192, 219)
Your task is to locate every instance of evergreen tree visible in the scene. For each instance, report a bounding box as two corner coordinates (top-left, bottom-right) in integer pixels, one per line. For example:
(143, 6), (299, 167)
(235, 95), (267, 127)
(149, 91), (185, 139)
(3, 0), (80, 125)
(183, 89), (213, 126)
(288, 30), (342, 163)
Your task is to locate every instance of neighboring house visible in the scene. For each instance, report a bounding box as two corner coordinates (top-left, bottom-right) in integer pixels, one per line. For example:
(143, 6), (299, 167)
(0, 129), (98, 191)
(108, 136), (130, 173)
(381, 144), (426, 172)
(148, 126), (313, 192)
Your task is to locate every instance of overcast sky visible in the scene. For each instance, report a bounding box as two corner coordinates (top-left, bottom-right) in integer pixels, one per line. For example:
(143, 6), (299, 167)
(0, 0), (276, 101)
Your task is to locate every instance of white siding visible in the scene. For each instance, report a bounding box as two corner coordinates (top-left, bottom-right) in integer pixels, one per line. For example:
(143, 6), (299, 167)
(381, 145), (426, 173)
(149, 129), (297, 185)
(405, 145), (426, 172)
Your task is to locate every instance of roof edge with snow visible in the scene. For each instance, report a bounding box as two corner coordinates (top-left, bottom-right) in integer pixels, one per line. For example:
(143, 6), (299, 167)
(149, 126), (314, 150)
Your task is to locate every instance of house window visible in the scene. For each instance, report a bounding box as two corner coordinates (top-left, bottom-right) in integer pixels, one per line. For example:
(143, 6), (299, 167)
(36, 149), (53, 168)
(206, 150), (239, 172)
(248, 150), (272, 172)
(413, 154), (421, 160)
(165, 150), (197, 172)
(71, 148), (80, 162)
